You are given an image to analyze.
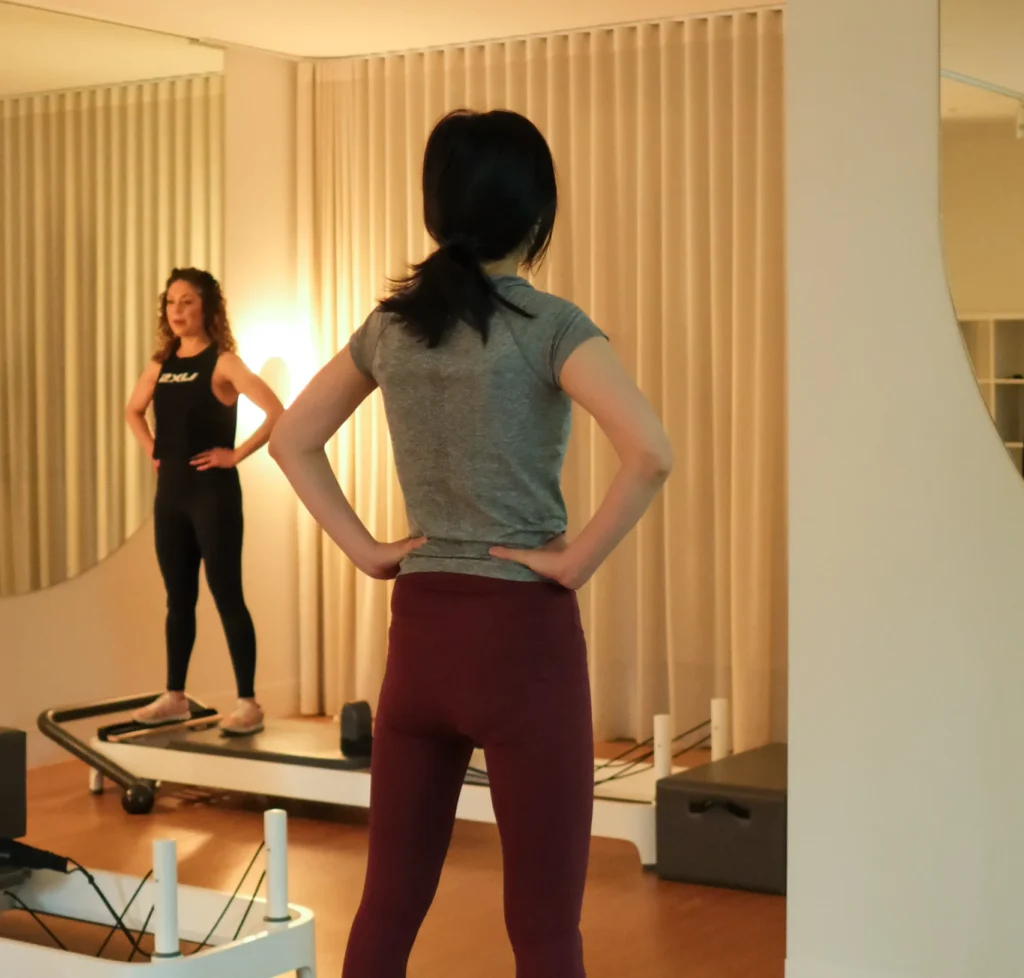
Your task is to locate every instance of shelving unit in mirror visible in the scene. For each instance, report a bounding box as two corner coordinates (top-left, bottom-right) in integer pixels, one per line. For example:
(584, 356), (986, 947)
(960, 317), (1024, 472)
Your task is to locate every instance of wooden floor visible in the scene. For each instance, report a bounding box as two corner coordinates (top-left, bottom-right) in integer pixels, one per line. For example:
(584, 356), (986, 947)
(3, 756), (786, 977)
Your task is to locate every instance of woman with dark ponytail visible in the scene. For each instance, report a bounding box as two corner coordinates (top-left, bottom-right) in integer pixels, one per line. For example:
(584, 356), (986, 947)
(271, 109), (672, 977)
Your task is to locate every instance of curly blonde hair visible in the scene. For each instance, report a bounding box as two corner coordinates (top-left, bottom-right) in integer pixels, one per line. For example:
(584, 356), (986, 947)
(153, 267), (238, 363)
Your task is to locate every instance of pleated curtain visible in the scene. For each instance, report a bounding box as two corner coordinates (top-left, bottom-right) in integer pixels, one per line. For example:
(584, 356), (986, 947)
(295, 10), (787, 749)
(0, 74), (224, 597)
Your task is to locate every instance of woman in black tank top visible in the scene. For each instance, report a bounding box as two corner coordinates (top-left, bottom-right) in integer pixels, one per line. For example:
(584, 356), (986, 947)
(125, 268), (284, 736)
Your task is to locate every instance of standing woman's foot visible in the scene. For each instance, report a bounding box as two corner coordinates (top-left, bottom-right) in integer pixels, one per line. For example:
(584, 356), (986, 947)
(133, 691), (191, 726)
(220, 699), (264, 737)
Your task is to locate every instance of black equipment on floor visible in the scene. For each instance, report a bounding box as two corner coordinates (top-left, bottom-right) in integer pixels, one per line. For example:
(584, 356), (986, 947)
(0, 728), (27, 840)
(655, 743), (787, 895)
(37, 693), (218, 815)
(340, 701), (373, 762)
(0, 728), (72, 886)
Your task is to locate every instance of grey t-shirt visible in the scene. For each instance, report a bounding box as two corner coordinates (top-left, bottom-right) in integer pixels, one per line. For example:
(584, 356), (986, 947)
(349, 274), (606, 582)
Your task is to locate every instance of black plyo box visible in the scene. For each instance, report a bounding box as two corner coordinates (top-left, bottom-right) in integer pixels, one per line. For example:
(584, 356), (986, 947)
(656, 743), (787, 895)
(0, 728), (27, 840)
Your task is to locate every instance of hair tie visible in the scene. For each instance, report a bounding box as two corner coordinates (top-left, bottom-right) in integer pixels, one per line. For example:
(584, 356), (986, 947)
(439, 238), (478, 263)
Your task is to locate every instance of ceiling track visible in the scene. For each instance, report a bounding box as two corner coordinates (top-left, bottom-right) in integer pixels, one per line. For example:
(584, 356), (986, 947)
(942, 68), (1024, 104)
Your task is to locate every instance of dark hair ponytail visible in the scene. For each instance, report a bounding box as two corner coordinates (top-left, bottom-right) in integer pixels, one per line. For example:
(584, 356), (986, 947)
(382, 240), (513, 347)
(380, 109), (558, 348)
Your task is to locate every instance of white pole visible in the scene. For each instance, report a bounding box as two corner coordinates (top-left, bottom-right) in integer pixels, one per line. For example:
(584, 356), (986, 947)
(711, 698), (732, 762)
(152, 839), (180, 958)
(264, 809), (290, 924)
(652, 714), (672, 781)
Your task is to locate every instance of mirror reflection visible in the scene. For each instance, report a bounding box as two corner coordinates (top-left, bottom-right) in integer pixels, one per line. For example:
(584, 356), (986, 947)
(0, 3), (223, 597)
(941, 4), (1024, 473)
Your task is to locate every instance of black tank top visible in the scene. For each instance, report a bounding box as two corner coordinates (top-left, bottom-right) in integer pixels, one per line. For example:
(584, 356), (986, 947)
(152, 342), (237, 465)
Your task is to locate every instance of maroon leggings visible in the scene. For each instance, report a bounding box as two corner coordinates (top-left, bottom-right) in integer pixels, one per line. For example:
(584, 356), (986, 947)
(341, 572), (594, 978)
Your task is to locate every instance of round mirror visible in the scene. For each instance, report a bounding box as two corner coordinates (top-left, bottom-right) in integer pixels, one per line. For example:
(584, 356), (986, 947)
(0, 3), (223, 597)
(941, 1), (1024, 473)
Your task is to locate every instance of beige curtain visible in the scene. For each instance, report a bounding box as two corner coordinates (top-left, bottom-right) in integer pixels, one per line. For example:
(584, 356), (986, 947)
(295, 10), (787, 750)
(0, 74), (224, 598)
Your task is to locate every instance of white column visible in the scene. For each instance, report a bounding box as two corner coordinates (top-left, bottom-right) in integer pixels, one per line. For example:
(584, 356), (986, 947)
(652, 714), (672, 780)
(152, 839), (180, 958)
(264, 808), (290, 924)
(710, 698), (732, 762)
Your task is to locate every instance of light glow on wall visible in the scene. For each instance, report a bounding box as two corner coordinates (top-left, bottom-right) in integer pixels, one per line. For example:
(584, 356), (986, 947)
(234, 312), (319, 440)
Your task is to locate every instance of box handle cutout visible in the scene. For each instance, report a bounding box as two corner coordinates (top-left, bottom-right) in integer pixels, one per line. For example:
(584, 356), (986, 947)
(688, 799), (751, 820)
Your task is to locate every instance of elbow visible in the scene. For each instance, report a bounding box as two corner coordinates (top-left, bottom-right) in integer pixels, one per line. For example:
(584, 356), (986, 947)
(630, 437), (673, 483)
(267, 395), (286, 425)
(268, 426), (284, 462)
(269, 409), (327, 466)
(267, 417), (295, 464)
(269, 404), (286, 434)
(646, 447), (674, 483)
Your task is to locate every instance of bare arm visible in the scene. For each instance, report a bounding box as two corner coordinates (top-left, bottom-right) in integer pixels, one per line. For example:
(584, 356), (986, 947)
(492, 337), (672, 589)
(125, 360), (162, 461)
(215, 353), (285, 464)
(269, 346), (425, 578)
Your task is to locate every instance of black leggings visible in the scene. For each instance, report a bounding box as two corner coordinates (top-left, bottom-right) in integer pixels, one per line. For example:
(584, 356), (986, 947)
(154, 467), (256, 699)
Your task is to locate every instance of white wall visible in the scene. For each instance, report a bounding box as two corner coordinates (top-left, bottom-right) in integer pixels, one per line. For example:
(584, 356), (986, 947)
(221, 46), (301, 719)
(787, 1), (1024, 977)
(0, 47), (301, 767)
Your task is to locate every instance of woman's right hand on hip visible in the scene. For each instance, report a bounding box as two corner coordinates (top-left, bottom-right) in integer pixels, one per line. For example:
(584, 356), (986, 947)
(357, 536), (428, 580)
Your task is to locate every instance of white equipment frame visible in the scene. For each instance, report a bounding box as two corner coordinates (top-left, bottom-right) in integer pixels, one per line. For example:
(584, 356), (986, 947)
(96, 734), (667, 864)
(0, 810), (316, 977)
(40, 694), (732, 871)
(90, 703), (730, 868)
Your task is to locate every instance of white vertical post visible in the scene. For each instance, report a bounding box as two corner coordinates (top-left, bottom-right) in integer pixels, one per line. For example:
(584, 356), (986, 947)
(653, 714), (672, 781)
(711, 698), (732, 762)
(264, 809), (290, 924)
(152, 839), (180, 958)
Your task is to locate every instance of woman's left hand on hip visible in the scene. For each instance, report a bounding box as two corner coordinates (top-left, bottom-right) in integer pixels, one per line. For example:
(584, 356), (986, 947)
(190, 447), (238, 471)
